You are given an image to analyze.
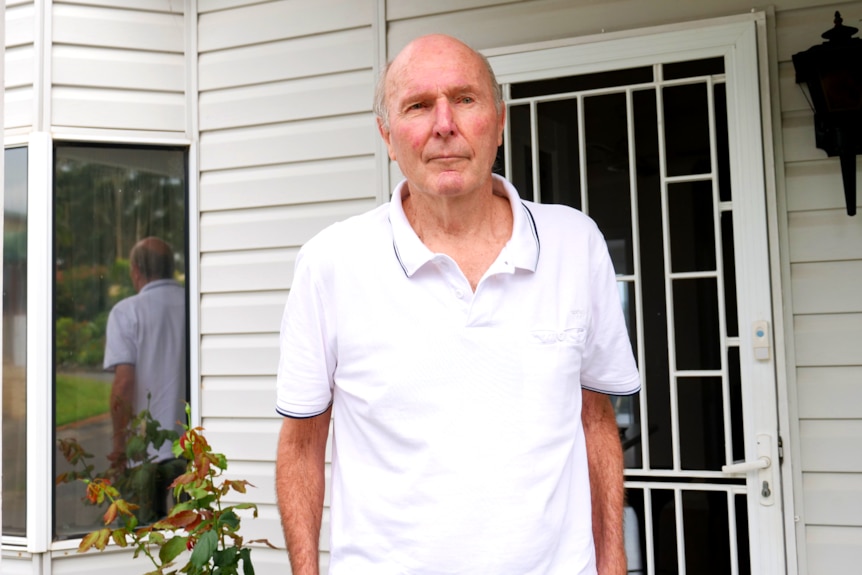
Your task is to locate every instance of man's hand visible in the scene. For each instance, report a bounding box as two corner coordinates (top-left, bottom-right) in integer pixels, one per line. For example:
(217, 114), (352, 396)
(582, 389), (627, 575)
(276, 407), (332, 575)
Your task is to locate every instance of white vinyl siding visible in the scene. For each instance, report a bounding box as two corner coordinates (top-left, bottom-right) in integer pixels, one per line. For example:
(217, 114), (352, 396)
(778, 3), (862, 573)
(197, 1), (375, 571)
(50, 1), (185, 133)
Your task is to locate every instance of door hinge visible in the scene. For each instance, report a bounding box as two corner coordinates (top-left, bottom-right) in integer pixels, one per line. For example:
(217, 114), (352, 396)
(778, 435), (784, 463)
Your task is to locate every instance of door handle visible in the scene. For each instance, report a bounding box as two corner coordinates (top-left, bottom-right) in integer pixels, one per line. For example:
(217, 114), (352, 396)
(721, 456), (770, 474)
(721, 433), (776, 506)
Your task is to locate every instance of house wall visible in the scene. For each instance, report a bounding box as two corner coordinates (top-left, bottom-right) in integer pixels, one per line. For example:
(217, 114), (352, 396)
(3, 0), (862, 573)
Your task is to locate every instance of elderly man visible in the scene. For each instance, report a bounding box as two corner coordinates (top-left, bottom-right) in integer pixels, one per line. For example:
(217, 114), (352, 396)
(276, 34), (639, 574)
(104, 236), (187, 518)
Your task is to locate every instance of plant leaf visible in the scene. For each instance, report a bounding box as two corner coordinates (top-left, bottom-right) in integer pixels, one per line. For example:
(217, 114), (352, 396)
(78, 530), (100, 553)
(159, 535), (188, 564)
(240, 548), (255, 575)
(189, 530), (218, 568)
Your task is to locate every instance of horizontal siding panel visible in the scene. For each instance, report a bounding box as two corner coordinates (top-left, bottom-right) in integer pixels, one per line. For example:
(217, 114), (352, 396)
(6, 45), (34, 89)
(200, 291), (286, 334)
(791, 261), (862, 314)
(6, 3), (35, 48)
(200, 333), (279, 377)
(0, 553), (38, 574)
(788, 210), (862, 263)
(198, 0), (262, 12)
(806, 525), (862, 574)
(53, 0), (184, 10)
(200, 248), (297, 294)
(387, 0), (522, 21)
(800, 419), (862, 472)
(200, 114), (376, 171)
(202, 375), (275, 418)
(785, 159), (861, 213)
(50, 548), (145, 574)
(803, 473), (862, 527)
(200, 157), (376, 212)
(197, 416), (281, 460)
(53, 46), (185, 91)
(217, 460), (277, 504)
(781, 111), (821, 163)
(198, 0), (373, 52)
(773, 3), (853, 63)
(53, 4), (184, 52)
(199, 28), (372, 91)
(200, 198), (374, 252)
(797, 366), (862, 419)
(5, 86), (33, 129)
(794, 313), (862, 367)
(200, 70), (372, 131)
(53, 87), (185, 131)
(777, 60), (808, 114)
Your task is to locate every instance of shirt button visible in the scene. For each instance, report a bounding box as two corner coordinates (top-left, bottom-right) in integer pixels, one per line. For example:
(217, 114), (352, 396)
(454, 289), (464, 299)
(557, 332), (566, 341)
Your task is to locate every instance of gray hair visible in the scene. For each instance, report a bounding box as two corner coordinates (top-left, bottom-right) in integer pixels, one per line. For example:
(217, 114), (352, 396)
(373, 49), (503, 131)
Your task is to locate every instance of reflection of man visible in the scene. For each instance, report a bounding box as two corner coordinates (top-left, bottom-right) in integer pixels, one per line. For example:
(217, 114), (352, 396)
(104, 236), (186, 516)
(276, 35), (640, 574)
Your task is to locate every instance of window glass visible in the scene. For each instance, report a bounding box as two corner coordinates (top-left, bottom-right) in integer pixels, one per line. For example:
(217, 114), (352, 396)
(53, 144), (188, 539)
(3, 147), (29, 536)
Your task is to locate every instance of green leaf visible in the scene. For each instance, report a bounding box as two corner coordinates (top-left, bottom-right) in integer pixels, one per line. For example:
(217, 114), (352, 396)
(213, 545), (237, 568)
(189, 530), (218, 568)
(159, 535), (188, 564)
(240, 548), (254, 575)
(218, 510), (240, 531)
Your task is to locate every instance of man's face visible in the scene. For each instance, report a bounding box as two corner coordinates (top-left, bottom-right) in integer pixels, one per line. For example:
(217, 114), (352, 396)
(379, 36), (506, 200)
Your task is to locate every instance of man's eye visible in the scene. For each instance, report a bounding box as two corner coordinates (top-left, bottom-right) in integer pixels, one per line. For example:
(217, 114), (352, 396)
(459, 96), (475, 104)
(407, 103), (425, 110)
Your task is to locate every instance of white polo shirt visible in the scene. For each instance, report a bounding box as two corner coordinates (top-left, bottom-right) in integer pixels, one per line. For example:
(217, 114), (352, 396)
(104, 279), (187, 462)
(277, 174), (640, 574)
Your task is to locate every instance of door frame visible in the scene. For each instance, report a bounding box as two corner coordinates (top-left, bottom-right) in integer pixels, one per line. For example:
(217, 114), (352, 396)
(486, 12), (793, 574)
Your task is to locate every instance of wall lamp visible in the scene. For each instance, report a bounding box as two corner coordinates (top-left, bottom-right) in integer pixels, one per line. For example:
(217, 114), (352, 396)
(792, 11), (862, 216)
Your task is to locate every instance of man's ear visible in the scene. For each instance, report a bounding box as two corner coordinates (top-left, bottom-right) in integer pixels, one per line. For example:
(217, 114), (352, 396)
(496, 104), (507, 147)
(377, 117), (397, 162)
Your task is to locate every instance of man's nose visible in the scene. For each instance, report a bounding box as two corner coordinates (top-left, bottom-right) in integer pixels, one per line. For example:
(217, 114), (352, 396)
(433, 99), (457, 137)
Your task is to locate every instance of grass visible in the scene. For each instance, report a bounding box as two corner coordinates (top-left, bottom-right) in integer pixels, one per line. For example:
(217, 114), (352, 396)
(56, 373), (111, 427)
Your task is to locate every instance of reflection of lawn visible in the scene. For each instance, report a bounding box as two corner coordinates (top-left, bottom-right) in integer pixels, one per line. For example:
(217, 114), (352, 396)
(56, 374), (110, 427)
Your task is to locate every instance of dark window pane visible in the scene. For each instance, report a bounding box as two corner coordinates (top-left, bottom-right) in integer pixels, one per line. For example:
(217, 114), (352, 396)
(663, 56), (724, 80)
(678, 377), (725, 470)
(584, 93), (633, 273)
(507, 104), (533, 200)
(3, 146), (28, 536)
(511, 66), (653, 99)
(715, 84), (732, 202)
(673, 279), (721, 370)
(668, 181), (717, 273)
(682, 490), (732, 574)
(721, 211), (739, 337)
(664, 83), (711, 177)
(536, 98), (581, 209)
(728, 347), (745, 463)
(53, 145), (188, 540)
(736, 494), (752, 575)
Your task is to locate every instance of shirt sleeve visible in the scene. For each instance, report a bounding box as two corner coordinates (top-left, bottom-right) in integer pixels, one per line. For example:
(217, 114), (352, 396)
(579, 230), (641, 396)
(275, 240), (337, 418)
(103, 303), (137, 371)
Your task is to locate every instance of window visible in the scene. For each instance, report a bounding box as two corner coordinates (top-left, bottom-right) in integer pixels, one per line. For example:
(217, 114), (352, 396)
(3, 147), (29, 537)
(52, 144), (188, 539)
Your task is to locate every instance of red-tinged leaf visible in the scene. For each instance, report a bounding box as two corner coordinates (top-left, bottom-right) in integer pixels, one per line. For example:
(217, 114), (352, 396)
(154, 509), (198, 529)
(94, 528), (112, 550)
(55, 472), (68, 485)
(115, 499), (138, 515)
(111, 529), (128, 548)
(169, 471), (197, 488)
(78, 530), (100, 553)
(103, 502), (118, 525)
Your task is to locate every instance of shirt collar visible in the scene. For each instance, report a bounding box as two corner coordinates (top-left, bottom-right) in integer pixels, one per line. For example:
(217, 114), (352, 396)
(140, 278), (180, 293)
(389, 173), (540, 277)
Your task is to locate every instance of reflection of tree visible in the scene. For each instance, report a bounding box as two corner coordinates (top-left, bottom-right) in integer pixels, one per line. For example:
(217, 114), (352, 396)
(53, 147), (186, 369)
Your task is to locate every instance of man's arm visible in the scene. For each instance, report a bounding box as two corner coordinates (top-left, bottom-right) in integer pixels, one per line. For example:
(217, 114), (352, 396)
(276, 406), (332, 575)
(582, 388), (626, 575)
(109, 363), (135, 470)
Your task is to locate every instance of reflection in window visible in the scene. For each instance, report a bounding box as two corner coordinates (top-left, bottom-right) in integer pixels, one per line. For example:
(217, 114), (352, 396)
(3, 147), (28, 536)
(53, 145), (188, 539)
